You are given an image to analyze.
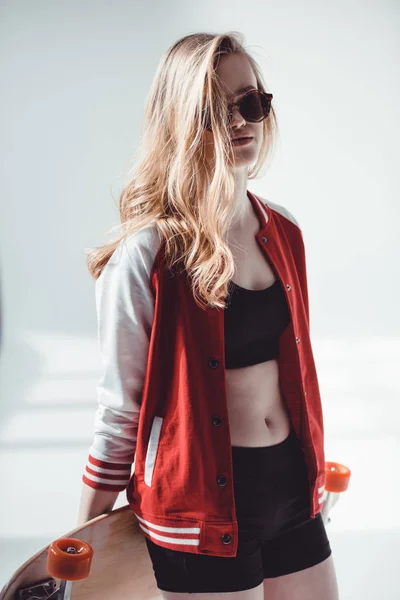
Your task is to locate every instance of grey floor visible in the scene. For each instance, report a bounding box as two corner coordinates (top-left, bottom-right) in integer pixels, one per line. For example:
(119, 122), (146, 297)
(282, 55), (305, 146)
(0, 333), (399, 598)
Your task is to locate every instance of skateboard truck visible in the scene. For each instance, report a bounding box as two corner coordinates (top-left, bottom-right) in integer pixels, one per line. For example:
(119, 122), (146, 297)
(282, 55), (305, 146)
(16, 578), (57, 599)
(17, 538), (94, 600)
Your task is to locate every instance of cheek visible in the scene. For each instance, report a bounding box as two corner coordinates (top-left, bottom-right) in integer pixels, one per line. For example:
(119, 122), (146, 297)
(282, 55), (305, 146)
(254, 130), (264, 149)
(255, 125), (264, 140)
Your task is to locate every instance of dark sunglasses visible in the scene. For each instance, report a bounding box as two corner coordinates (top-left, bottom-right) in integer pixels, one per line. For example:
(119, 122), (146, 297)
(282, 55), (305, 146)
(204, 89), (273, 131)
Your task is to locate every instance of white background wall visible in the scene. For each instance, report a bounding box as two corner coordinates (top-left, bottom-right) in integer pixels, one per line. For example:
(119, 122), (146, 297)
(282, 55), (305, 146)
(0, 1), (399, 598)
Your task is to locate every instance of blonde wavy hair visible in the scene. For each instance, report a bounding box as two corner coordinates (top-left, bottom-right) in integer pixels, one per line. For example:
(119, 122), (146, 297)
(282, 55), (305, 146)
(85, 31), (279, 309)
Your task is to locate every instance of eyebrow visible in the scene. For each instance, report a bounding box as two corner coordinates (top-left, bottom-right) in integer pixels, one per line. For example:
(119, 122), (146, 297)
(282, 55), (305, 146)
(226, 84), (257, 100)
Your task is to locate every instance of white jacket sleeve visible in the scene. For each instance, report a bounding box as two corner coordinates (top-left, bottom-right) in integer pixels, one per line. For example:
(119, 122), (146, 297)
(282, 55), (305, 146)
(82, 232), (155, 491)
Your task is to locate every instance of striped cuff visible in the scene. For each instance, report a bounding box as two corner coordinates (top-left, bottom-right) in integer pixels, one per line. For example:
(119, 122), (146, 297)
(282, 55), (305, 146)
(82, 454), (132, 491)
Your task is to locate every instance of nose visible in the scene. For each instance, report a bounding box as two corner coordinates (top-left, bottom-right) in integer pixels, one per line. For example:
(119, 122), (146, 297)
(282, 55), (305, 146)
(230, 104), (246, 128)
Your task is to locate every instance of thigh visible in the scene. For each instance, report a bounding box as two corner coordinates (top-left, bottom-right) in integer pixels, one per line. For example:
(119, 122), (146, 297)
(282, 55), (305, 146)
(262, 554), (340, 600)
(160, 581), (264, 599)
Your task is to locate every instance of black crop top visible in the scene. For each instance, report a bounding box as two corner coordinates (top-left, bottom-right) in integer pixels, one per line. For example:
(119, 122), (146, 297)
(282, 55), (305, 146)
(224, 277), (291, 369)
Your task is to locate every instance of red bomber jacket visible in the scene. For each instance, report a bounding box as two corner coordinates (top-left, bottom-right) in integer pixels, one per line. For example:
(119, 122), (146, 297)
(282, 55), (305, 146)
(82, 190), (326, 558)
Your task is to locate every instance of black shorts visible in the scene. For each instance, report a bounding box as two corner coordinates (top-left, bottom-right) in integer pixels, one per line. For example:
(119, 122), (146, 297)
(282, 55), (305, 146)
(144, 426), (332, 594)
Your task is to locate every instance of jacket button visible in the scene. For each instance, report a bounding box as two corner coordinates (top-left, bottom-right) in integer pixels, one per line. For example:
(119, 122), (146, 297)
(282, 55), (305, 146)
(261, 236), (268, 243)
(296, 337), (300, 343)
(221, 533), (232, 544)
(286, 284), (291, 291)
(208, 357), (219, 368)
(212, 416), (222, 427)
(217, 475), (227, 486)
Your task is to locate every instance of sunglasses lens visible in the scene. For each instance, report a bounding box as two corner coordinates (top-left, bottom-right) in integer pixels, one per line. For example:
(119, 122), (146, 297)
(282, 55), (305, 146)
(203, 91), (272, 130)
(240, 91), (271, 122)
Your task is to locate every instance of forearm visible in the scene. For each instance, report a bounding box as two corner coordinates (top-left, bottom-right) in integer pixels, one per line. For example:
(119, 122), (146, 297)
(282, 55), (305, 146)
(76, 483), (120, 526)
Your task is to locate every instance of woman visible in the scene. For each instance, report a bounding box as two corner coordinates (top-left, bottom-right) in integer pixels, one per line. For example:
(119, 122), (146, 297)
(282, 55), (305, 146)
(77, 32), (340, 599)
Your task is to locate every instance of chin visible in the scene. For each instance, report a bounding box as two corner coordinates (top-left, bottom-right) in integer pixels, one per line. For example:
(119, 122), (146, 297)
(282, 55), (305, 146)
(232, 148), (258, 166)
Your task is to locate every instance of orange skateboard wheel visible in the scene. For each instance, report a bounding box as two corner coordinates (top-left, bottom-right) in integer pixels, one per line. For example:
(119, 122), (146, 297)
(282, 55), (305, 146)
(46, 537), (94, 581)
(325, 461), (351, 493)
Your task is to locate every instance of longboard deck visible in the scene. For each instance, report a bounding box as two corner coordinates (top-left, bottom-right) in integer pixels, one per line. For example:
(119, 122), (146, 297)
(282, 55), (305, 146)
(0, 505), (160, 599)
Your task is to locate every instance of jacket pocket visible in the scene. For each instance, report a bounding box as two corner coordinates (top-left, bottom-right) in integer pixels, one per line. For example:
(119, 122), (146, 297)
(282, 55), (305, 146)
(144, 416), (164, 487)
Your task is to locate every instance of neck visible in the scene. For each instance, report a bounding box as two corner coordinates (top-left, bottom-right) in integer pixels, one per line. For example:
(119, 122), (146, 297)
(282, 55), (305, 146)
(230, 169), (253, 231)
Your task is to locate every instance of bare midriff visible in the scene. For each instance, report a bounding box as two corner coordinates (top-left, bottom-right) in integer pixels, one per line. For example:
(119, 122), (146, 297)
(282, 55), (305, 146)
(225, 199), (292, 448)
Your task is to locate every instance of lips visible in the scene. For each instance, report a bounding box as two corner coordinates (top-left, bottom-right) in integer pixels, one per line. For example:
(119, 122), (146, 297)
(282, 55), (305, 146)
(232, 136), (253, 141)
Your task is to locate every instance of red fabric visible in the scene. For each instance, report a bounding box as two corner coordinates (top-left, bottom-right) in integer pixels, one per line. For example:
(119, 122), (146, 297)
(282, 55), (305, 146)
(119, 191), (326, 557)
